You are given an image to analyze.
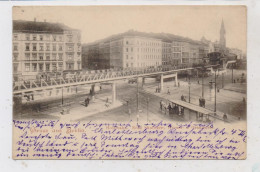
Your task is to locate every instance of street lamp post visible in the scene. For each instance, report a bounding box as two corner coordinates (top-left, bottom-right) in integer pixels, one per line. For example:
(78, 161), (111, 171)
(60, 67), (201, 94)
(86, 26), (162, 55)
(222, 73), (224, 88)
(61, 87), (64, 106)
(202, 72), (204, 98)
(189, 75), (191, 103)
(231, 64), (234, 83)
(137, 77), (139, 113)
(214, 69), (217, 114)
(146, 97), (149, 122)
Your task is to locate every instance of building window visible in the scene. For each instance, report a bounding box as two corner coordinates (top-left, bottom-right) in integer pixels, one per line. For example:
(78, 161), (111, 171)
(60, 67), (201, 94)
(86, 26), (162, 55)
(53, 44), (56, 51)
(13, 34), (18, 41)
(25, 53), (30, 60)
(25, 64), (30, 72)
(126, 55), (128, 59)
(46, 44), (50, 51)
(78, 63), (81, 70)
(46, 64), (50, 71)
(52, 53), (57, 60)
(46, 53), (50, 60)
(59, 36), (63, 41)
(59, 45), (63, 51)
(32, 43), (37, 51)
(39, 64), (43, 71)
(26, 34), (30, 41)
(39, 35), (43, 41)
(32, 64), (37, 72)
(25, 43), (30, 51)
(78, 46), (81, 52)
(13, 44), (18, 51)
(13, 65), (18, 73)
(52, 63), (57, 71)
(58, 53), (63, 60)
(67, 63), (74, 70)
(77, 34), (81, 41)
(68, 46), (73, 51)
(39, 44), (44, 51)
(68, 54), (73, 59)
(33, 35), (37, 41)
(58, 63), (63, 71)
(53, 35), (56, 41)
(46, 35), (50, 41)
(126, 48), (128, 52)
(32, 53), (37, 60)
(131, 48), (133, 52)
(126, 41), (128, 44)
(13, 53), (18, 61)
(39, 53), (44, 60)
(67, 35), (73, 42)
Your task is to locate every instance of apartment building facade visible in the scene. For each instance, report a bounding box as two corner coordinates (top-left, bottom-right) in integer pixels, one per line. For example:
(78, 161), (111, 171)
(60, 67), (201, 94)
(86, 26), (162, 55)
(13, 20), (81, 80)
(82, 30), (210, 70)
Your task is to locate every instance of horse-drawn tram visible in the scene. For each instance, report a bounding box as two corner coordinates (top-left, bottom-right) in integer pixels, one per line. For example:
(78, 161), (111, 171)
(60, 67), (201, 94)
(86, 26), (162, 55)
(161, 99), (223, 123)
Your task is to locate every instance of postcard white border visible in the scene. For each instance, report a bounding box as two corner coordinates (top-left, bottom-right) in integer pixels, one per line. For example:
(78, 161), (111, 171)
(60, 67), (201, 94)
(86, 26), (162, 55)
(1, 0), (260, 172)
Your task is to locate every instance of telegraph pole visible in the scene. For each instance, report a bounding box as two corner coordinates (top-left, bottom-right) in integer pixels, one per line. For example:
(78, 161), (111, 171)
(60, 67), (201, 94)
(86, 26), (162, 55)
(231, 64), (234, 83)
(189, 75), (191, 103)
(222, 73), (224, 88)
(202, 72), (204, 98)
(214, 70), (217, 113)
(146, 97), (149, 122)
(137, 77), (139, 113)
(61, 87), (64, 106)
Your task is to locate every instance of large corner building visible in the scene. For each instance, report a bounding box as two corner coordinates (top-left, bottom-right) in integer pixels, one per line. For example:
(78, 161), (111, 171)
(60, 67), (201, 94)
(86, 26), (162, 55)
(82, 30), (209, 70)
(13, 20), (82, 80)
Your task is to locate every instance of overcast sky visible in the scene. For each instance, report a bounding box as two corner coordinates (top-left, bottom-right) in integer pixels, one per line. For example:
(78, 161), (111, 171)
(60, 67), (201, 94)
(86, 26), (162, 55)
(13, 6), (247, 52)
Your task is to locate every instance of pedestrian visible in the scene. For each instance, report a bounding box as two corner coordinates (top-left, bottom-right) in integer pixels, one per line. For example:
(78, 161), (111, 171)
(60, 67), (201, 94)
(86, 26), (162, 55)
(85, 98), (88, 107)
(243, 97), (246, 104)
(168, 103), (172, 115)
(203, 98), (206, 107)
(197, 80), (200, 84)
(199, 97), (202, 107)
(181, 107), (184, 116)
(167, 89), (170, 95)
(160, 100), (162, 111)
(106, 97), (109, 103)
(178, 82), (180, 87)
(181, 95), (184, 101)
(100, 85), (102, 90)
(223, 113), (228, 121)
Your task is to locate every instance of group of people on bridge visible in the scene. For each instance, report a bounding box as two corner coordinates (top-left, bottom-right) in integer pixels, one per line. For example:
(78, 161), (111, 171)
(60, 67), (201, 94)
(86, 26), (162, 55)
(160, 100), (184, 117)
(199, 97), (206, 107)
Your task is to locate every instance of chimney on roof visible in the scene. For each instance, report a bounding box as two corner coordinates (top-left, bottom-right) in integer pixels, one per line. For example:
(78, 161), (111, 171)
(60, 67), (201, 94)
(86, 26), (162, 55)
(34, 18), (36, 22)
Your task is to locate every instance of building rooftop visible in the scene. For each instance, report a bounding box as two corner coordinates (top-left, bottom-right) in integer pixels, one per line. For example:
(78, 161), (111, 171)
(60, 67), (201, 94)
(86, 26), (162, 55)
(85, 30), (206, 46)
(13, 20), (78, 34)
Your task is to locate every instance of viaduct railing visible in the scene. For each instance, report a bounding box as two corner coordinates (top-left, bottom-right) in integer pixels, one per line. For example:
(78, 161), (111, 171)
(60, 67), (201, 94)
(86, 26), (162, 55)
(13, 64), (217, 95)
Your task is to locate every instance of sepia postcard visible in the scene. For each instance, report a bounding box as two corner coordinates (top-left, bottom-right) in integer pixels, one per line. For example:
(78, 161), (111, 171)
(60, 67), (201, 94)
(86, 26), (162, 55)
(12, 6), (247, 160)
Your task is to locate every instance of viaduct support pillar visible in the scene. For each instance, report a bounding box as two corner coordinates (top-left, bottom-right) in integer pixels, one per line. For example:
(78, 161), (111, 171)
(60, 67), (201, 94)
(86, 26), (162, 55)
(112, 82), (116, 104)
(175, 73), (178, 87)
(160, 74), (164, 91)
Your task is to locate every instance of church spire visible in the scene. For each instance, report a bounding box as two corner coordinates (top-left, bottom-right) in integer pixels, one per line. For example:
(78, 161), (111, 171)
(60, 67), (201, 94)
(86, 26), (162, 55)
(220, 18), (226, 49)
(220, 18), (225, 34)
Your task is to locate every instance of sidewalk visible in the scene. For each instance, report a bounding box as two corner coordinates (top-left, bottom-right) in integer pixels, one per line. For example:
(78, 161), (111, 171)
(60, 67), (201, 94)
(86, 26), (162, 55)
(50, 96), (123, 121)
(223, 83), (246, 94)
(142, 82), (239, 123)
